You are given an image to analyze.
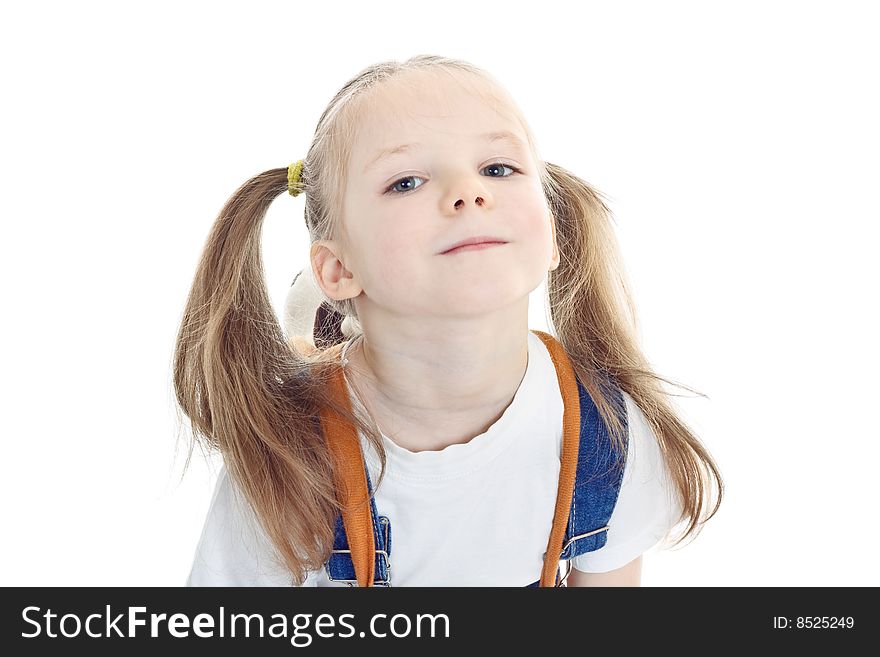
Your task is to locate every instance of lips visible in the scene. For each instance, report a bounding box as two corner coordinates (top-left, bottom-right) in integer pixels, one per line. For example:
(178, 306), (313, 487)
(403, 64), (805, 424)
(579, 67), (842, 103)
(440, 235), (508, 255)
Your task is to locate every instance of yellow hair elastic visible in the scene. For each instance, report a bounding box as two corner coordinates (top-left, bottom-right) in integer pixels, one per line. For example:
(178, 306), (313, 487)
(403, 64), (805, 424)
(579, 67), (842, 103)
(288, 160), (304, 197)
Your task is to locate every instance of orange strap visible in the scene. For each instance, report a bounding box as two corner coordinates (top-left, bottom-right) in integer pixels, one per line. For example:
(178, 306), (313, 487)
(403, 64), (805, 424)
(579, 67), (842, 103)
(318, 342), (376, 587)
(531, 330), (582, 587)
(320, 330), (581, 588)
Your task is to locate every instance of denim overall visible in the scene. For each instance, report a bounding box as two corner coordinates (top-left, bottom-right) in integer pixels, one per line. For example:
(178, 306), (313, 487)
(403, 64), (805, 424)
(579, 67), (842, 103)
(318, 329), (629, 587)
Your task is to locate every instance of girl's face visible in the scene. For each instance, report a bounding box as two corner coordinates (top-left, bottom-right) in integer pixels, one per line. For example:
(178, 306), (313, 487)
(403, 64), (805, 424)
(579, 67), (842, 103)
(339, 72), (559, 320)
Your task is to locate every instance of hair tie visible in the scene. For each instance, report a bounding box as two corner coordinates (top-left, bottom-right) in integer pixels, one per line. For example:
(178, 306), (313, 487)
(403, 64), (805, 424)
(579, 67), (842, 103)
(288, 160), (304, 197)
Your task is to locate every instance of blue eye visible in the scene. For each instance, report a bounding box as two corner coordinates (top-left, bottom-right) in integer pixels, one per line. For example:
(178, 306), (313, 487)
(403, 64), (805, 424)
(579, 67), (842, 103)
(384, 162), (521, 195)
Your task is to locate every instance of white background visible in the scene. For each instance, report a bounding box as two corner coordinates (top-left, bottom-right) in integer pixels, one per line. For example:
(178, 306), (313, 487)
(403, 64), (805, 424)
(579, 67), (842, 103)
(2, 0), (877, 587)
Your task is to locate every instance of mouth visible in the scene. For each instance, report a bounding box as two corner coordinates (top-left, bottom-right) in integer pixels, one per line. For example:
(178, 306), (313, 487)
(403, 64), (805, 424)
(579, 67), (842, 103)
(441, 242), (507, 255)
(439, 236), (509, 255)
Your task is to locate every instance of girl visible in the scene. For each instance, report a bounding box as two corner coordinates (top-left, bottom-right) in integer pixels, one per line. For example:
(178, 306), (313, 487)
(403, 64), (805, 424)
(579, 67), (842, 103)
(176, 54), (723, 587)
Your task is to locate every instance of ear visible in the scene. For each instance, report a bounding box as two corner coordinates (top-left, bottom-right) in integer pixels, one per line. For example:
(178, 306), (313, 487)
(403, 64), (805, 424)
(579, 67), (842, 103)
(310, 240), (363, 301)
(549, 213), (560, 271)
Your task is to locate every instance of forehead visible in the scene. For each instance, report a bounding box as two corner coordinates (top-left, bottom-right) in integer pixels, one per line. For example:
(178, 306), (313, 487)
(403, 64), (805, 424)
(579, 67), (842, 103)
(351, 71), (526, 166)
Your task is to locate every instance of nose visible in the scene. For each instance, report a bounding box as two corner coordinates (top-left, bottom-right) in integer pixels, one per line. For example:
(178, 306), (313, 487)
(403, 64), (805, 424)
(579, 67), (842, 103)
(454, 196), (484, 209)
(449, 184), (491, 212)
(444, 171), (493, 214)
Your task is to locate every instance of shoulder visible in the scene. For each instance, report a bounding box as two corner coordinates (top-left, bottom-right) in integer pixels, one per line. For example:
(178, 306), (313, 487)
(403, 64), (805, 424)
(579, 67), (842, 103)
(620, 391), (664, 483)
(185, 463), (313, 587)
(571, 390), (682, 573)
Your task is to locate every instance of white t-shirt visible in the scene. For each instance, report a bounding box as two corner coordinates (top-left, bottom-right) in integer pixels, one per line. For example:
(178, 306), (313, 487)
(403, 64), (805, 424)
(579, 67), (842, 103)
(186, 331), (682, 586)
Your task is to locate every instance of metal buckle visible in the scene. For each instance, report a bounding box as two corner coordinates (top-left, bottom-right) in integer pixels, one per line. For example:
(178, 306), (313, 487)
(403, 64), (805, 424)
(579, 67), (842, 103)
(326, 516), (392, 587)
(559, 525), (610, 556)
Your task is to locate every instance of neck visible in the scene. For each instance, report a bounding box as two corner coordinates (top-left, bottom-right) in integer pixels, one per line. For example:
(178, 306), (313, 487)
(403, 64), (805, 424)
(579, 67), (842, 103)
(341, 307), (530, 452)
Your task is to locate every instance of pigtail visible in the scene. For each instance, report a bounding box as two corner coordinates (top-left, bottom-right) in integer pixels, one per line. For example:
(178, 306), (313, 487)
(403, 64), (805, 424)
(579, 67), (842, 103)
(172, 167), (376, 586)
(542, 161), (724, 547)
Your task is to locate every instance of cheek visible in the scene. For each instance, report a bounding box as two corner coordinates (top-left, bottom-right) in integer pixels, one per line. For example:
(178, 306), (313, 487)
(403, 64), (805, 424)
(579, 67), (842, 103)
(516, 201), (554, 249)
(364, 217), (426, 289)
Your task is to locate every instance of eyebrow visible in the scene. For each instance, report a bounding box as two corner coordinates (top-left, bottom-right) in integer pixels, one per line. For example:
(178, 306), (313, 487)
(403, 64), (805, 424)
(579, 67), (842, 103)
(363, 130), (527, 173)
